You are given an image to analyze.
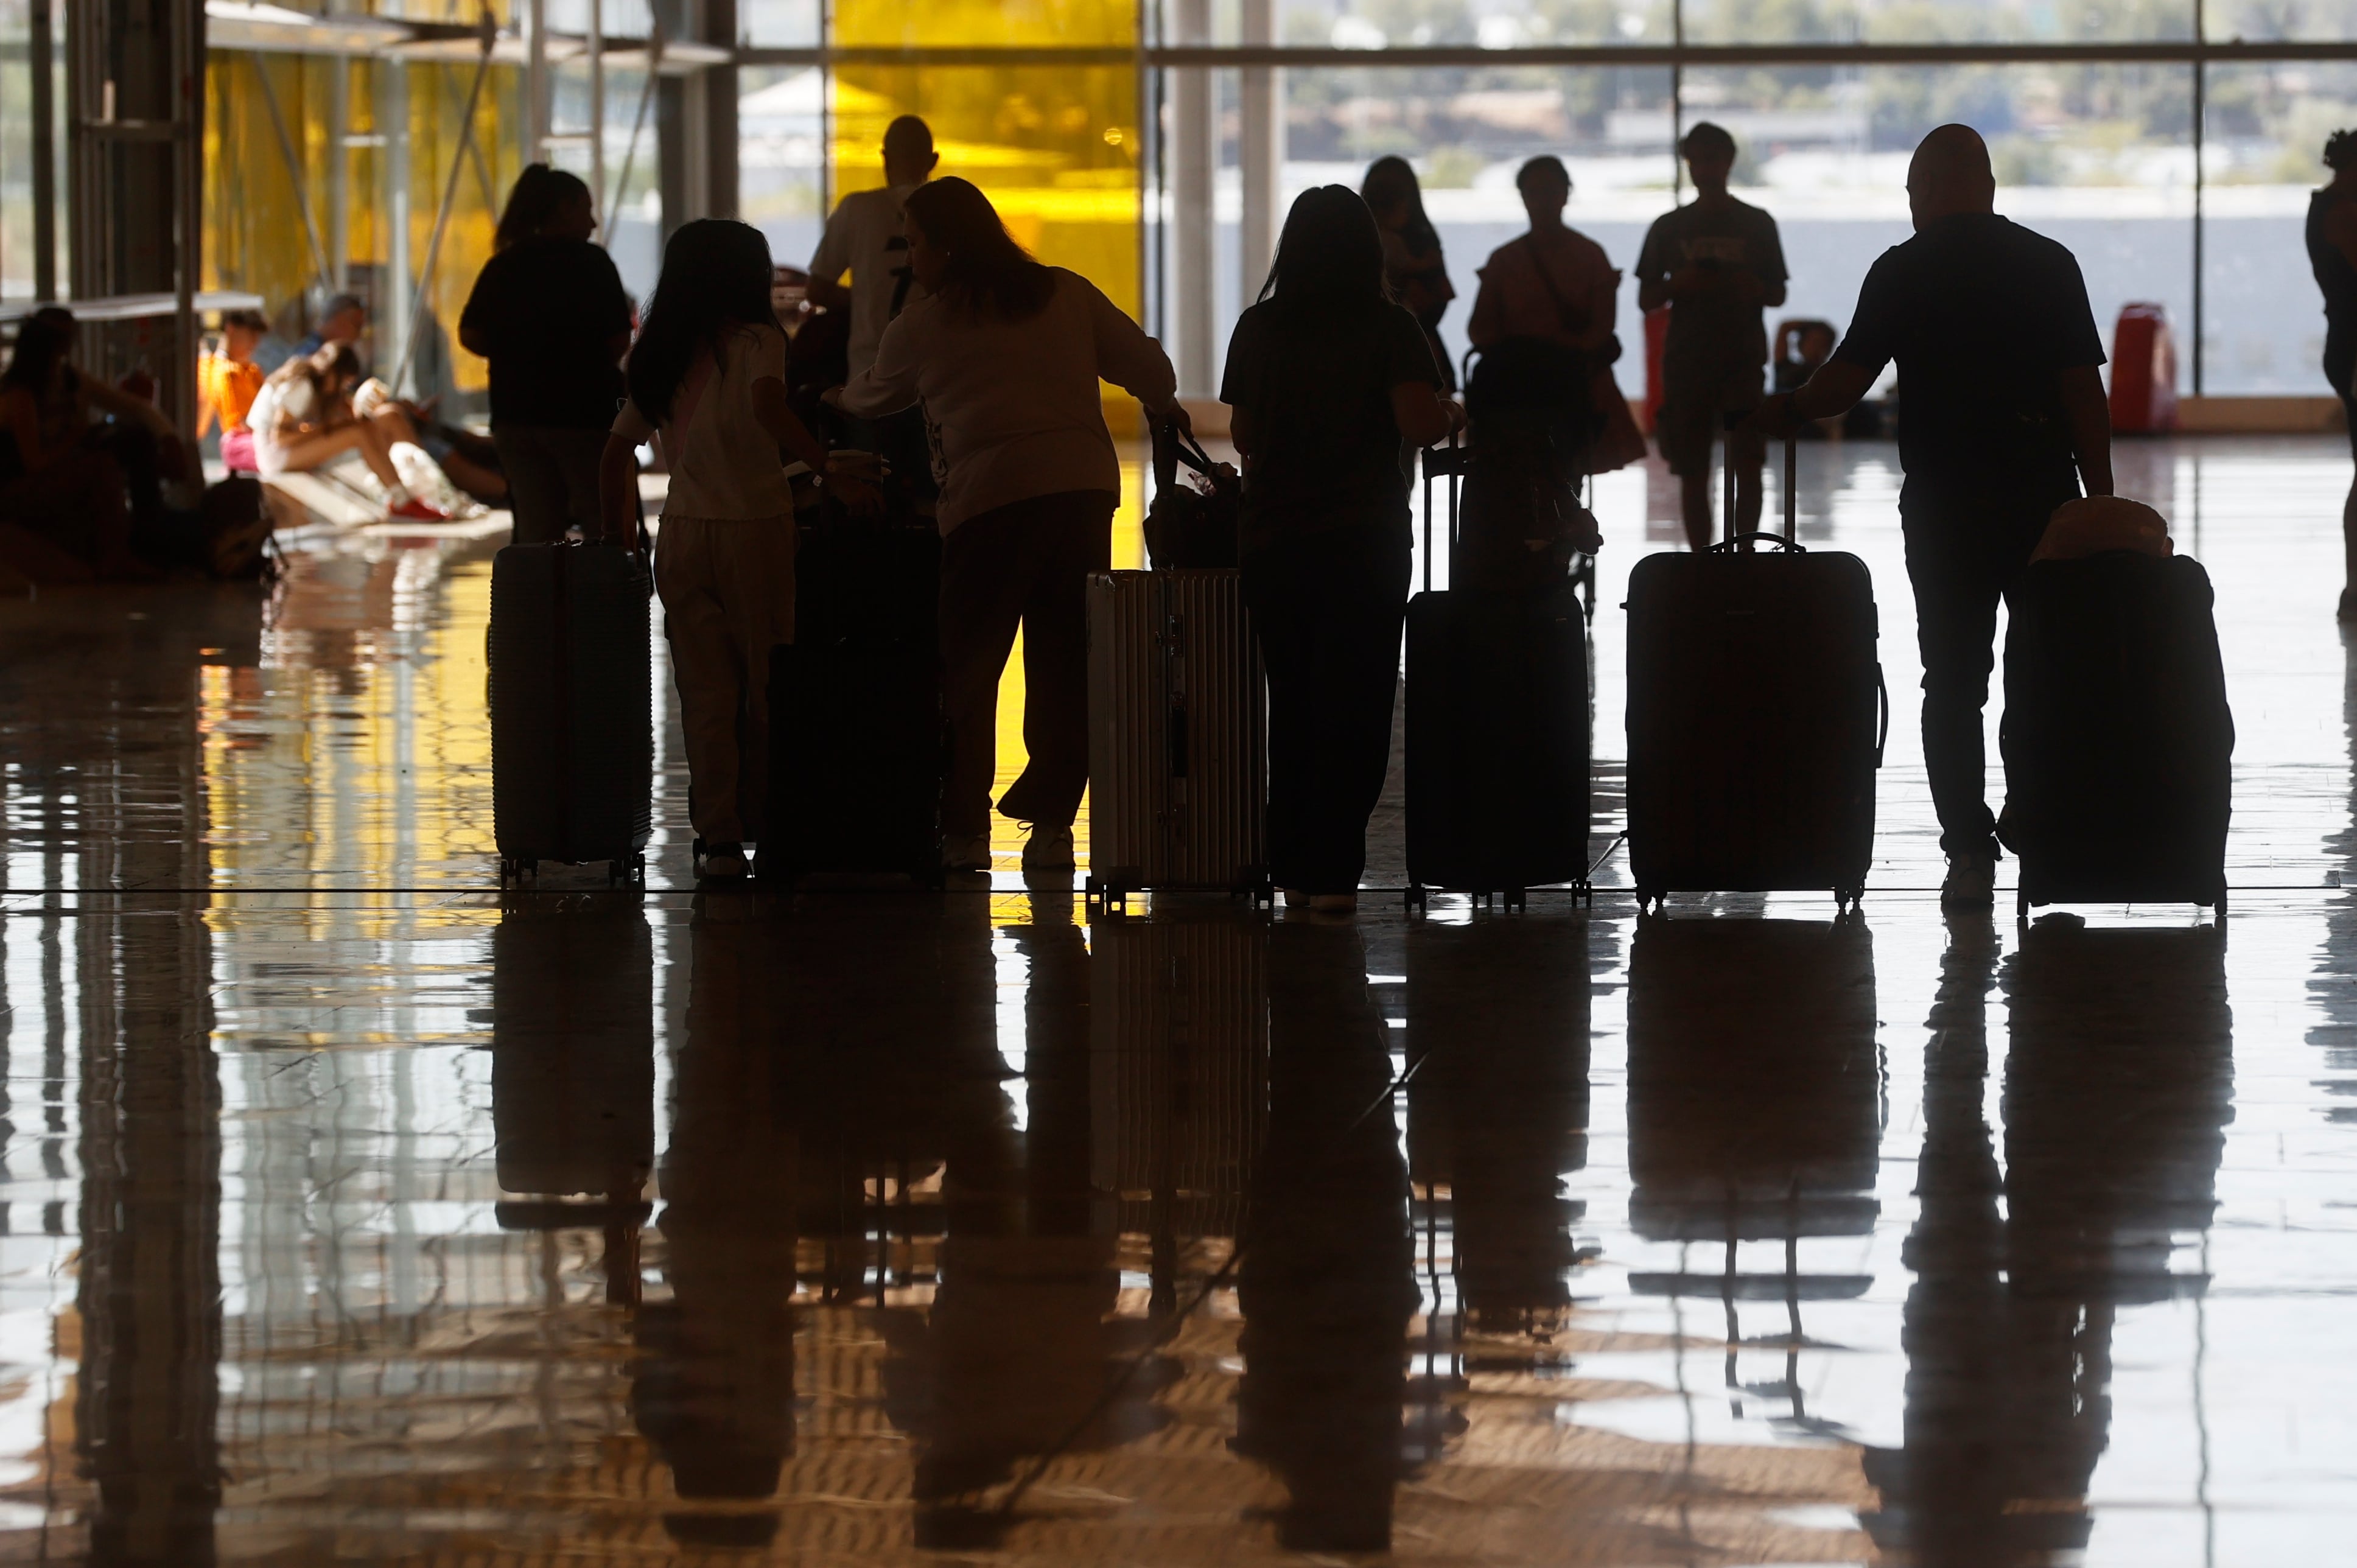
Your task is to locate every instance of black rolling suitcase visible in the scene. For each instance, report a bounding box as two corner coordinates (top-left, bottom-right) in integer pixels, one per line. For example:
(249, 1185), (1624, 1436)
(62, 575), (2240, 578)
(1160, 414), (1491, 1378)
(1999, 547), (2232, 920)
(1625, 431), (1885, 913)
(766, 500), (945, 885)
(489, 541), (653, 887)
(1404, 435), (1592, 911)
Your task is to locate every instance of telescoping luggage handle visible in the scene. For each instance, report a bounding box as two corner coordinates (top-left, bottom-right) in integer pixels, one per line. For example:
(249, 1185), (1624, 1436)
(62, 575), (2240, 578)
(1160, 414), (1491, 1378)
(1421, 430), (1468, 594)
(1717, 413), (1801, 553)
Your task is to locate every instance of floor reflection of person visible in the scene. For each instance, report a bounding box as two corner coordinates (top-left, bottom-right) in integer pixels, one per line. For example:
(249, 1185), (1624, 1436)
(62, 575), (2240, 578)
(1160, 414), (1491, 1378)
(634, 910), (797, 1551)
(1234, 918), (1417, 1552)
(1863, 917), (2232, 1559)
(1404, 915), (1591, 1339)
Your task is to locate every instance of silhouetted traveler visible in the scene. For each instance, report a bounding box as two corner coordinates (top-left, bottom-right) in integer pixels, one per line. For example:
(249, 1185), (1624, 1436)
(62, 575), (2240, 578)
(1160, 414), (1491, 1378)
(1465, 156), (1619, 445)
(1637, 122), (1789, 551)
(1221, 185), (1460, 912)
(601, 219), (874, 882)
(1362, 156), (1457, 392)
(0, 307), (170, 579)
(835, 177), (1182, 877)
(1758, 124), (2113, 910)
(2309, 129), (2357, 620)
(460, 164), (634, 545)
(810, 115), (939, 384)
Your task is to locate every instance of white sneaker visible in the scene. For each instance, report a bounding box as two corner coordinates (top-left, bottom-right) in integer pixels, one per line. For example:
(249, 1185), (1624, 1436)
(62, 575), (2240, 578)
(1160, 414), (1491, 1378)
(942, 832), (992, 873)
(1941, 852), (1995, 911)
(1020, 824), (1076, 869)
(701, 842), (749, 880)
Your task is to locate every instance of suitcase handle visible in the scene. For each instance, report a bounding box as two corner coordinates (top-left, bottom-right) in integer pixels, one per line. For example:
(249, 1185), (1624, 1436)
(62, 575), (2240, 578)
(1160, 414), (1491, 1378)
(1875, 662), (1889, 767)
(1720, 419), (1800, 550)
(1710, 531), (1804, 555)
(1421, 430), (1463, 593)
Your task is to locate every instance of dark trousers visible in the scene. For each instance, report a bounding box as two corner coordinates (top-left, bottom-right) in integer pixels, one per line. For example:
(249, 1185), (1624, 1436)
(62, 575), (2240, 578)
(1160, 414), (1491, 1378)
(1902, 486), (2070, 858)
(1244, 529), (1412, 894)
(494, 425), (606, 545)
(937, 488), (1115, 839)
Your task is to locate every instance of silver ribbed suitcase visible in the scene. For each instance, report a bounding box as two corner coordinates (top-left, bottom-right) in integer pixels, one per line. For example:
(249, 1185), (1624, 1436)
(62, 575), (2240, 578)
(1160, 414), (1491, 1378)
(1090, 908), (1267, 1264)
(1084, 570), (1269, 906)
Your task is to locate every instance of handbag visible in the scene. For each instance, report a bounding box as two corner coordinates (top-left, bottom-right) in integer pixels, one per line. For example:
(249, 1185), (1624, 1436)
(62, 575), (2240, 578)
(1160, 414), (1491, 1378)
(1144, 421), (1241, 569)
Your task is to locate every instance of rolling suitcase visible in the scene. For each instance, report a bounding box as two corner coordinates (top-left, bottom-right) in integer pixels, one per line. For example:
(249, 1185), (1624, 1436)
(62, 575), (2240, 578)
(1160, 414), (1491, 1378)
(766, 500), (945, 885)
(1084, 569), (1268, 909)
(1999, 548), (2231, 920)
(1625, 430), (1885, 913)
(489, 540), (653, 887)
(1404, 436), (1592, 911)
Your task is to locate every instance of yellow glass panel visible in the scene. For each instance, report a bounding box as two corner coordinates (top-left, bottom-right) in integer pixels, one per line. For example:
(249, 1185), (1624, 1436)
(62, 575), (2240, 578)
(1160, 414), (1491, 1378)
(831, 63), (1143, 428)
(833, 0), (1135, 47)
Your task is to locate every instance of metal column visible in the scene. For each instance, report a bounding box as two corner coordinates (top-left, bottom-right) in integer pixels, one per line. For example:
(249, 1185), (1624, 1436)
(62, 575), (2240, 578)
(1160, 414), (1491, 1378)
(588, 0), (606, 215)
(527, 0), (549, 164)
(1237, 0), (1280, 303)
(1171, 0), (1214, 396)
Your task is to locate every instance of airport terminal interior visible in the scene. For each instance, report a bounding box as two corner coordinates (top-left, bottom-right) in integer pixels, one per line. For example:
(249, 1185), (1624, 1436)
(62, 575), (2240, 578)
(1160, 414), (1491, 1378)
(2, 0), (2356, 1563)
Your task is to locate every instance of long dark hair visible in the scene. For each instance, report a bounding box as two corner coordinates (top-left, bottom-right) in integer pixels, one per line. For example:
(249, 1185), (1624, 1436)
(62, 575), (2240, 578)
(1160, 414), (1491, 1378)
(1361, 156), (1440, 259)
(1, 306), (74, 393)
(902, 177), (1056, 323)
(495, 163), (593, 251)
(1256, 186), (1390, 320)
(626, 219), (777, 425)
(2329, 129), (2357, 173)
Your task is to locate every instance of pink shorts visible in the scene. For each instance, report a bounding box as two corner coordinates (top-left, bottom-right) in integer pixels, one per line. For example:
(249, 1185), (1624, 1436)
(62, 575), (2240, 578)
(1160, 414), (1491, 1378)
(220, 427), (257, 474)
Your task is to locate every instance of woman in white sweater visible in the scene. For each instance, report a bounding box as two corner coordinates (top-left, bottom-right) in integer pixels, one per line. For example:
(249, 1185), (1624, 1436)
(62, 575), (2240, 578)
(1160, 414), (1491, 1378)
(836, 177), (1184, 875)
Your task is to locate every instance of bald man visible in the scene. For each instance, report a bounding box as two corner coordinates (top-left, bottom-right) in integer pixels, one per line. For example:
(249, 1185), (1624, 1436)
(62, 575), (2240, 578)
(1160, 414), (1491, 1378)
(808, 115), (940, 384)
(1754, 124), (2112, 912)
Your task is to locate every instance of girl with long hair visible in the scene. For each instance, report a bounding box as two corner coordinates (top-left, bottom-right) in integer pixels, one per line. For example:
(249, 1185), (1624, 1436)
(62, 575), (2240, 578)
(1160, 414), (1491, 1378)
(834, 176), (1183, 877)
(600, 218), (874, 881)
(1361, 156), (1457, 390)
(461, 163), (634, 544)
(1219, 185), (1462, 911)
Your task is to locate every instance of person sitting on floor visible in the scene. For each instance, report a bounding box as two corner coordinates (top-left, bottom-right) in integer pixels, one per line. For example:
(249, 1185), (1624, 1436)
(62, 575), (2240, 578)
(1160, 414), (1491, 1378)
(0, 306), (176, 580)
(248, 343), (463, 520)
(200, 308), (269, 475)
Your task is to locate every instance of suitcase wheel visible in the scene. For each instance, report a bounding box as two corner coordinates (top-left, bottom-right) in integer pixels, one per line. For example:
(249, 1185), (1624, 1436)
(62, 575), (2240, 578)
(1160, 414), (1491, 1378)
(1405, 884), (1427, 916)
(1834, 885), (1865, 918)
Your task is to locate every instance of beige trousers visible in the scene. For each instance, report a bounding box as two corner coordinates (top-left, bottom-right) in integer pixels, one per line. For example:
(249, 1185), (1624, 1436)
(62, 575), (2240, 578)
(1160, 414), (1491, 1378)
(655, 514), (796, 846)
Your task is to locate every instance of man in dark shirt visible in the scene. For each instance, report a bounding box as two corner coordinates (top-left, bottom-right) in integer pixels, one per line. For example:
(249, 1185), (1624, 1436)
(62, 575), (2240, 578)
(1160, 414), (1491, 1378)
(1755, 124), (2113, 911)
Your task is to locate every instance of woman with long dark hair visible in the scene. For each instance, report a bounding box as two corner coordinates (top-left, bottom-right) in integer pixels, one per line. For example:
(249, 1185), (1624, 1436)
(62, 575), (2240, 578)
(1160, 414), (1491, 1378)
(461, 164), (634, 544)
(834, 176), (1183, 877)
(600, 218), (870, 881)
(1361, 156), (1457, 391)
(1219, 185), (1462, 912)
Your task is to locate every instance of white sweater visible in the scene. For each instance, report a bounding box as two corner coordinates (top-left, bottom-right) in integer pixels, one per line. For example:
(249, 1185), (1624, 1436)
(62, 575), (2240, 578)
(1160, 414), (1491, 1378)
(838, 268), (1177, 531)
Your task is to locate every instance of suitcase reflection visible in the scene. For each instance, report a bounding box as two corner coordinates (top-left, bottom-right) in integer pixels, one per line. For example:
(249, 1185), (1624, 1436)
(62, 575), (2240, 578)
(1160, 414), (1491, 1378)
(1625, 915), (1882, 1432)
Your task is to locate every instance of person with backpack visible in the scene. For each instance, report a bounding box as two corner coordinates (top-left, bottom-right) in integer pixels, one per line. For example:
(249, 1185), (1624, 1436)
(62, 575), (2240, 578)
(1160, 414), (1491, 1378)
(600, 220), (879, 883)
(832, 177), (1183, 877)
(460, 165), (634, 545)
(1636, 122), (1790, 552)
(1220, 186), (1463, 913)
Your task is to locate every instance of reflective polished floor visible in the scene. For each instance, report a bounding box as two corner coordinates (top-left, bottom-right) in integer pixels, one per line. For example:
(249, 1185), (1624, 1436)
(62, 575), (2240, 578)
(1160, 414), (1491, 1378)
(1, 438), (2353, 1564)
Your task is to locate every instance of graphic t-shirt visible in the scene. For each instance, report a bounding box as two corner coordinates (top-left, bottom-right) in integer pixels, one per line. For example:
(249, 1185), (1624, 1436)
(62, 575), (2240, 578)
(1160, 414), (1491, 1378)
(1634, 197), (1788, 391)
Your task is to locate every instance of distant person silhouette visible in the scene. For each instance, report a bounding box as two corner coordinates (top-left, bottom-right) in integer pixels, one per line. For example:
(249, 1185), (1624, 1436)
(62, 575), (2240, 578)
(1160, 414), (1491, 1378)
(460, 164), (634, 545)
(1222, 185), (1460, 912)
(809, 115), (940, 489)
(833, 177), (1183, 878)
(1362, 156), (1457, 391)
(1636, 122), (1789, 551)
(601, 219), (878, 882)
(1465, 156), (1618, 425)
(2308, 129), (2357, 620)
(1756, 124), (2114, 911)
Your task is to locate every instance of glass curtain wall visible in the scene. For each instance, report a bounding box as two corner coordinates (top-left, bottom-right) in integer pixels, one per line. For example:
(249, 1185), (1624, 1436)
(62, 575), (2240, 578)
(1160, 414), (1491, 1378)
(735, 0), (2357, 404)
